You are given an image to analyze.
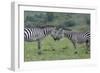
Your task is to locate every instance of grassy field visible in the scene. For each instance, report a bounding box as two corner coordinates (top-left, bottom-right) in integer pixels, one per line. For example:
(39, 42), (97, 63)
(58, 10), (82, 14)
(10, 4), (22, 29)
(24, 36), (90, 62)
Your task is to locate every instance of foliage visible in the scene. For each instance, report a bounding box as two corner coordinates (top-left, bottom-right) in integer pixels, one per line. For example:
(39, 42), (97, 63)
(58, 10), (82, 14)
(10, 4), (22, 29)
(24, 11), (90, 31)
(24, 36), (90, 61)
(24, 11), (90, 61)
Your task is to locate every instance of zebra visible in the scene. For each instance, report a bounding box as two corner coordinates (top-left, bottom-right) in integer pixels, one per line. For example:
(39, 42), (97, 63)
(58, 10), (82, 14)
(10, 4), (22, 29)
(52, 28), (90, 54)
(24, 25), (56, 55)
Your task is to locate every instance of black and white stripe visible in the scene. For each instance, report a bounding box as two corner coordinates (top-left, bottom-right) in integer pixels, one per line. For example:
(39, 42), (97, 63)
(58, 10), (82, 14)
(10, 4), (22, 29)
(52, 28), (90, 53)
(63, 30), (90, 49)
(24, 25), (56, 54)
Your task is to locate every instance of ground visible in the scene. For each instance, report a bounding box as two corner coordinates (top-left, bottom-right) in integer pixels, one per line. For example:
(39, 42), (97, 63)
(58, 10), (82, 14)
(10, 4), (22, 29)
(24, 36), (90, 62)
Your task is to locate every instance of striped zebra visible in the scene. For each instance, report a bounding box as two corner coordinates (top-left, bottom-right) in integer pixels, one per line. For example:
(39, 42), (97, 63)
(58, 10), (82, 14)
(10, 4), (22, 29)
(52, 28), (90, 54)
(24, 25), (56, 55)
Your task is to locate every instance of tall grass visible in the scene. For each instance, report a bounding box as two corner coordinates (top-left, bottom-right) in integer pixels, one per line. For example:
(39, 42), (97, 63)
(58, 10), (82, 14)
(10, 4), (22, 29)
(24, 36), (90, 62)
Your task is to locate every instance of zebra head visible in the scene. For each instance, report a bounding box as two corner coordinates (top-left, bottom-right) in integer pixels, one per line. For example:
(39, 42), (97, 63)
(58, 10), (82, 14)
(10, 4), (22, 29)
(50, 27), (72, 41)
(51, 28), (64, 41)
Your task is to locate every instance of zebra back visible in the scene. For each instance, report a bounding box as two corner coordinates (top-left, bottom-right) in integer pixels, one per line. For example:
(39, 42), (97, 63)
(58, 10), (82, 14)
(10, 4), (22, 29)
(24, 25), (56, 41)
(63, 29), (90, 43)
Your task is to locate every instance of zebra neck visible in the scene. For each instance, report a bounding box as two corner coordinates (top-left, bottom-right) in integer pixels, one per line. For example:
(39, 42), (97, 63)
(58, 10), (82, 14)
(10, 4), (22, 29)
(43, 28), (52, 36)
(64, 31), (73, 40)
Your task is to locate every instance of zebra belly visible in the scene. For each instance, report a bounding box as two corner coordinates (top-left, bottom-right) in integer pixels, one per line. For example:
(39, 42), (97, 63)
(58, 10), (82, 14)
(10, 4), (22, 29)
(76, 37), (87, 43)
(32, 32), (46, 41)
(71, 35), (87, 44)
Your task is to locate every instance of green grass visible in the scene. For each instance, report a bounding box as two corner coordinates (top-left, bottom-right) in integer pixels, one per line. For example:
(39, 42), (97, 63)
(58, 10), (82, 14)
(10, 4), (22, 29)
(24, 36), (90, 62)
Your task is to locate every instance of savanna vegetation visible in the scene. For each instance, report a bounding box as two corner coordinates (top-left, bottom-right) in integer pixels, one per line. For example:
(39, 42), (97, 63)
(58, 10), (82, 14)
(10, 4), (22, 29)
(24, 11), (90, 62)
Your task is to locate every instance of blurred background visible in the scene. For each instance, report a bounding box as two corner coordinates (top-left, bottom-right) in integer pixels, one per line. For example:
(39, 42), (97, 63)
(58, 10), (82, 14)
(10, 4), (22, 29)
(24, 11), (90, 61)
(24, 11), (90, 32)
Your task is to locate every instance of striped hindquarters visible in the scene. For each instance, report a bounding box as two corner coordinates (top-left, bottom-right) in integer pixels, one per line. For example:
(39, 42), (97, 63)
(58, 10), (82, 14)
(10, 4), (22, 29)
(64, 31), (90, 43)
(24, 27), (55, 41)
(24, 28), (33, 41)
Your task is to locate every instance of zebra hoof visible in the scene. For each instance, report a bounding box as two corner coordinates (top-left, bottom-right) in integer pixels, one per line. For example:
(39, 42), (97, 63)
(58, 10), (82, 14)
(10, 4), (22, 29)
(74, 51), (78, 54)
(38, 51), (42, 55)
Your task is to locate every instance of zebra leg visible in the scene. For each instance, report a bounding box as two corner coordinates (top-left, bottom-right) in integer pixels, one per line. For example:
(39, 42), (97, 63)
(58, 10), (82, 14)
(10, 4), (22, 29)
(85, 40), (90, 54)
(71, 41), (77, 54)
(37, 40), (42, 55)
